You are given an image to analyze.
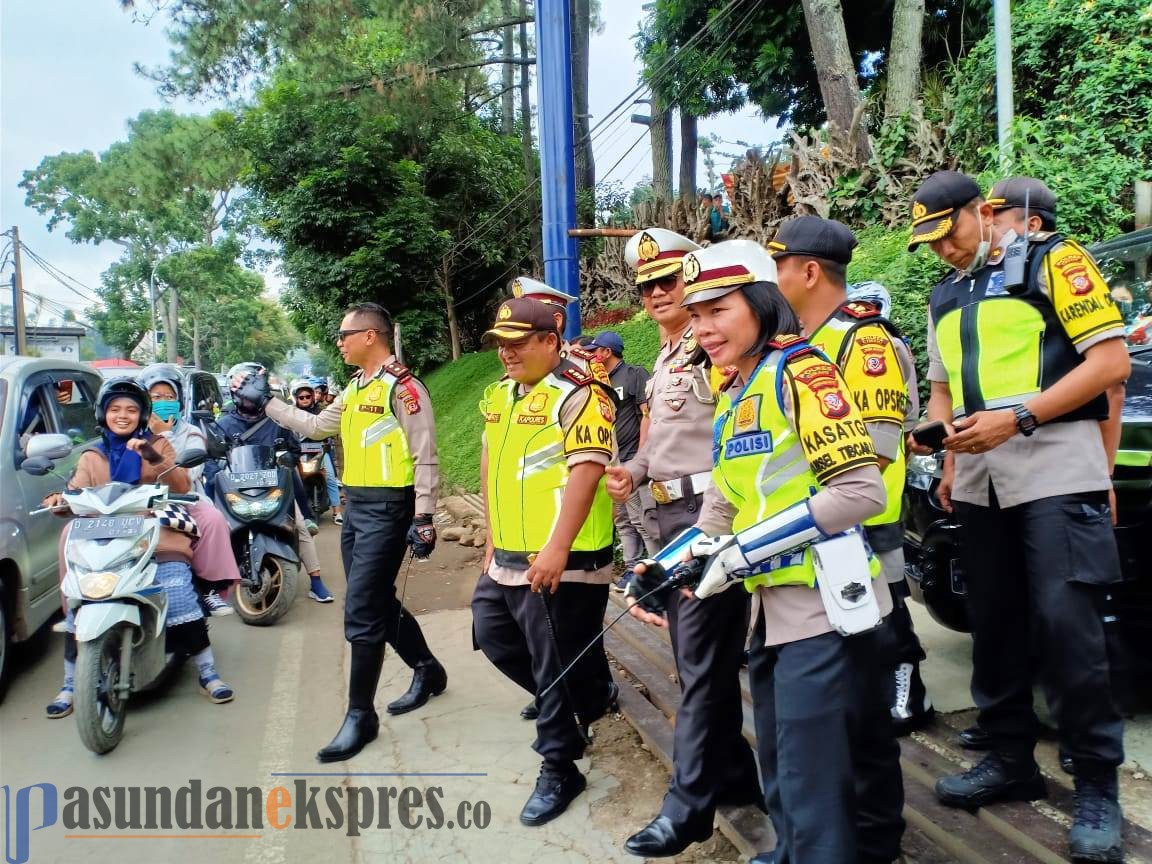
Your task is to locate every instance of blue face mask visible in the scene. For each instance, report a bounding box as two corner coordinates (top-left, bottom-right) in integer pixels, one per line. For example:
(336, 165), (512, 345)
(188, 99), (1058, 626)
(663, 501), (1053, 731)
(152, 400), (181, 422)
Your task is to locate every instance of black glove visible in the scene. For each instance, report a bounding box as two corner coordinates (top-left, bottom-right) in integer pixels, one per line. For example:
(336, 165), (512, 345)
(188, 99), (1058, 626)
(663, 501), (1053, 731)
(624, 557), (705, 615)
(235, 370), (271, 411)
(407, 514), (436, 559)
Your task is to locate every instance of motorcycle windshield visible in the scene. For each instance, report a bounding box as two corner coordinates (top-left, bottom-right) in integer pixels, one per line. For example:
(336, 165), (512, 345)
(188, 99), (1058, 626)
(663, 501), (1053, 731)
(228, 444), (275, 473)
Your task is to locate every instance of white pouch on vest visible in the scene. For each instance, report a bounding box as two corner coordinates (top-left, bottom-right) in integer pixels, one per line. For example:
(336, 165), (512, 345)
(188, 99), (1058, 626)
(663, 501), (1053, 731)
(811, 530), (882, 636)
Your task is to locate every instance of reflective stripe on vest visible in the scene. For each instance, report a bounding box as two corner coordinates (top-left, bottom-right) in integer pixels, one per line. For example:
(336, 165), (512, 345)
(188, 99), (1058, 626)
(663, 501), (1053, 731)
(810, 313), (906, 527)
(339, 371), (415, 488)
(483, 372), (613, 556)
(929, 235), (1107, 423)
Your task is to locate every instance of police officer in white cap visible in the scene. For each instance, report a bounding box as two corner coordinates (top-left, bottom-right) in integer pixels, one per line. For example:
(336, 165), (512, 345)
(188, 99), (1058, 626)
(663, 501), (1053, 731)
(605, 228), (762, 858)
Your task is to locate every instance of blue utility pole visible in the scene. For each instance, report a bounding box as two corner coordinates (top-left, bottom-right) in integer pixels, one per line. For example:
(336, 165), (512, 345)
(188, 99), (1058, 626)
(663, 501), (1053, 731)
(534, 0), (581, 340)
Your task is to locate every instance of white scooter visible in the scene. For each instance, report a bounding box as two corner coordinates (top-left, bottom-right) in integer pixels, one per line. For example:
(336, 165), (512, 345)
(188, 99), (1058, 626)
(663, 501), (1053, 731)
(23, 433), (205, 754)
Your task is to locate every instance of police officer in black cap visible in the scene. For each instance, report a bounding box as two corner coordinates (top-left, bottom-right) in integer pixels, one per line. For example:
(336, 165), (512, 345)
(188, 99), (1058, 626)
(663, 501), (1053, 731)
(908, 170), (1130, 862)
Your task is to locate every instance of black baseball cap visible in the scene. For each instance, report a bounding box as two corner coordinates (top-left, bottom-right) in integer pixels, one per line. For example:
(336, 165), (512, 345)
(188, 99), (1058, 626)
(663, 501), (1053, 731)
(987, 176), (1057, 220)
(768, 216), (858, 265)
(484, 298), (559, 341)
(908, 170), (983, 251)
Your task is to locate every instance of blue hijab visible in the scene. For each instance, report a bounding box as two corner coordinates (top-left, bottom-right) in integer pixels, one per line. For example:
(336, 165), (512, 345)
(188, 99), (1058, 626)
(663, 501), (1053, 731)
(98, 430), (146, 483)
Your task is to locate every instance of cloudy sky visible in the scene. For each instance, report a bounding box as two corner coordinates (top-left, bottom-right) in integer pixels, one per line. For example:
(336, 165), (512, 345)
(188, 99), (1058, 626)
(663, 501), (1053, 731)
(0, 0), (780, 322)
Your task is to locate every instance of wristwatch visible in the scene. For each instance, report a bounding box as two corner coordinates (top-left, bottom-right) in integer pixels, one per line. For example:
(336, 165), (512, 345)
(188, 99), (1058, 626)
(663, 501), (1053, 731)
(1013, 405), (1039, 437)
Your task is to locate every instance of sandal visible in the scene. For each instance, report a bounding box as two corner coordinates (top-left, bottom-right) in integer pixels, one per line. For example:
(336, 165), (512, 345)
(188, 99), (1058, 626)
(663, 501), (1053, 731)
(46, 687), (74, 718)
(199, 677), (234, 704)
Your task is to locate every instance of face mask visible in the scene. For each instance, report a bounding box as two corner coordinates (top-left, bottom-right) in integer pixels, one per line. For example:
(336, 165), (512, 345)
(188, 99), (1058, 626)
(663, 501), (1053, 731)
(966, 217), (991, 273)
(152, 400), (181, 422)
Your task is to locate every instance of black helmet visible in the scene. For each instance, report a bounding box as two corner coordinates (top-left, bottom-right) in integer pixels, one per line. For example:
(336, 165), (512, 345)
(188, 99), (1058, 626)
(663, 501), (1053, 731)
(95, 377), (151, 431)
(226, 362), (268, 419)
(139, 363), (184, 404)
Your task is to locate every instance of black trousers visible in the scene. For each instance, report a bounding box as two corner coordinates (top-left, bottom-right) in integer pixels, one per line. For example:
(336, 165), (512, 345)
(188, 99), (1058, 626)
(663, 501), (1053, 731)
(750, 620), (905, 864)
(654, 496), (760, 828)
(874, 576), (927, 666)
(472, 574), (611, 765)
(340, 489), (433, 667)
(956, 487), (1124, 774)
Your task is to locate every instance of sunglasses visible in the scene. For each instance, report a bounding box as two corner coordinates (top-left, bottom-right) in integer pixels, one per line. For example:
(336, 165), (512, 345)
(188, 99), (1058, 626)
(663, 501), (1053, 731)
(639, 275), (678, 296)
(334, 328), (379, 342)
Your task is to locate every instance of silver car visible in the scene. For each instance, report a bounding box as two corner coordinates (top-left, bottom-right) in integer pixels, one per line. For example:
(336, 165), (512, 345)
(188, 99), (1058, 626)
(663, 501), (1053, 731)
(0, 357), (103, 699)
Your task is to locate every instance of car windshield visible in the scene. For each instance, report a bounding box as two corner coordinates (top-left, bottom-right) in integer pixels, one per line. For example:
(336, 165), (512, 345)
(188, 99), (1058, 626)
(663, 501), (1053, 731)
(1091, 231), (1152, 351)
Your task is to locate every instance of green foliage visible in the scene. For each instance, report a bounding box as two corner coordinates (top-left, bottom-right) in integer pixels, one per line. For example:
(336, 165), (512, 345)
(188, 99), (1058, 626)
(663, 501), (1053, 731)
(88, 255), (154, 358)
(423, 349), (504, 492)
(947, 0), (1152, 237)
(848, 225), (947, 402)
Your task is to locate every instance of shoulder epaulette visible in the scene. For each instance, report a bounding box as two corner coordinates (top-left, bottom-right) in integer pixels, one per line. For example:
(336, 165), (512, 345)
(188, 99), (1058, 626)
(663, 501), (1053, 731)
(560, 366), (593, 387)
(718, 366), (740, 392)
(568, 345), (596, 361)
(383, 360), (412, 382)
(840, 301), (880, 320)
(768, 333), (816, 359)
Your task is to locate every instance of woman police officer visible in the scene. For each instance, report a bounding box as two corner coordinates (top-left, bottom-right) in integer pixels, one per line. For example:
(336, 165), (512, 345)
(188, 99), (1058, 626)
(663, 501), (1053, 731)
(630, 239), (904, 863)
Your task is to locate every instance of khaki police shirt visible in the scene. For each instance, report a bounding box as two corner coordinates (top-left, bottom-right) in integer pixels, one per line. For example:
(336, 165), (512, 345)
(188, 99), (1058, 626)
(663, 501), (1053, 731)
(926, 232), (1125, 508)
(485, 380), (617, 588)
(624, 327), (716, 488)
(696, 368), (892, 648)
(265, 357), (440, 513)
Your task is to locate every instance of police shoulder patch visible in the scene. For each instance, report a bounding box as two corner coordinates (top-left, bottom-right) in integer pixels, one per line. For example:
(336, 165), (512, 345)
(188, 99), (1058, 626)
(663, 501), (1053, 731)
(840, 301), (880, 320)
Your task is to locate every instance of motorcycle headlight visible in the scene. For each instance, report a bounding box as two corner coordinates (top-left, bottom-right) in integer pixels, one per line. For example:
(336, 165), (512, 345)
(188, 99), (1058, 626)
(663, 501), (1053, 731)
(66, 536), (151, 576)
(225, 489), (283, 518)
(906, 454), (941, 478)
(79, 571), (120, 600)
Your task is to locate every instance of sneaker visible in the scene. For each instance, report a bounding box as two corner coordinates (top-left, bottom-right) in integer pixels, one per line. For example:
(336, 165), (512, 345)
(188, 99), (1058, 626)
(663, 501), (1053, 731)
(936, 751), (1048, 809)
(203, 590), (235, 617)
(305, 519), (320, 536)
(51, 619), (69, 634)
(891, 661), (934, 735)
(1069, 775), (1124, 862)
(309, 576), (334, 603)
(199, 676), (235, 704)
(333, 512), (344, 526)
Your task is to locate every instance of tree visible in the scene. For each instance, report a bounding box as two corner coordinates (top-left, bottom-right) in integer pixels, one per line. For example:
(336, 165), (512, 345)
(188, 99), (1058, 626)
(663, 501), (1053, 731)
(884, 0), (926, 120)
(21, 109), (249, 362)
(799, 0), (872, 160)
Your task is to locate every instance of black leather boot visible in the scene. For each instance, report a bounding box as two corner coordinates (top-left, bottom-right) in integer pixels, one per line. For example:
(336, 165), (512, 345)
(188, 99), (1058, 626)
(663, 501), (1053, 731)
(316, 643), (385, 763)
(958, 724), (993, 750)
(316, 709), (380, 763)
(521, 699), (540, 720)
(936, 751), (1048, 809)
(624, 815), (713, 857)
(386, 658), (447, 715)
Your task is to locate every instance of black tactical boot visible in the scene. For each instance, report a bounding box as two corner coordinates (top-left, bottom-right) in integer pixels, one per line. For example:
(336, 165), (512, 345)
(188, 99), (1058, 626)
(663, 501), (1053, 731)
(958, 725), (993, 750)
(1069, 774), (1124, 863)
(317, 642), (385, 762)
(386, 658), (447, 715)
(936, 751), (1048, 809)
(891, 661), (935, 736)
(521, 699), (540, 720)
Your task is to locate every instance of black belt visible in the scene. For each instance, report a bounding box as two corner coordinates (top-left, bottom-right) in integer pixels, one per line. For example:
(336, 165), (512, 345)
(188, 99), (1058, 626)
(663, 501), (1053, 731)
(344, 485), (414, 503)
(494, 546), (614, 572)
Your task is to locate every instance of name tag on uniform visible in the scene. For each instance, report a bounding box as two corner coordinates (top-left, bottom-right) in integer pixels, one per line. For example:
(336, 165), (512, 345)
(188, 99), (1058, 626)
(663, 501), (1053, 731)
(724, 432), (773, 459)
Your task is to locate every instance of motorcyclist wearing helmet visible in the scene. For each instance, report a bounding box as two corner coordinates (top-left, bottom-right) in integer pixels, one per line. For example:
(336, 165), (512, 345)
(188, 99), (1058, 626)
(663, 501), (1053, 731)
(43, 378), (234, 718)
(292, 378), (345, 525)
(140, 364), (240, 617)
(208, 364), (333, 603)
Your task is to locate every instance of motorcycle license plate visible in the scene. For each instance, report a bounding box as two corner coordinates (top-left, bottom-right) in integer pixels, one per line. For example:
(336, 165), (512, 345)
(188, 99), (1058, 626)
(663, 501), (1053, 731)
(71, 516), (145, 540)
(300, 442), (323, 454)
(230, 469), (279, 488)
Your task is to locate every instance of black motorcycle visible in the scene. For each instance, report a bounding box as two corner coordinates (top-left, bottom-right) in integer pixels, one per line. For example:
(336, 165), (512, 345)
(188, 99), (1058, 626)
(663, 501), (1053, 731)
(213, 442), (300, 626)
(297, 439), (330, 517)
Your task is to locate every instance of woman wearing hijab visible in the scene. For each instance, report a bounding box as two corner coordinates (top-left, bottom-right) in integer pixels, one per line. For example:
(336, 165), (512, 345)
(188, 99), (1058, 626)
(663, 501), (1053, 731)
(44, 378), (234, 718)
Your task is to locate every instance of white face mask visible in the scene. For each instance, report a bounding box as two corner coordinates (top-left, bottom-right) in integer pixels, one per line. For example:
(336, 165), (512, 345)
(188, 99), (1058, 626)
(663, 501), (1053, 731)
(966, 216), (991, 273)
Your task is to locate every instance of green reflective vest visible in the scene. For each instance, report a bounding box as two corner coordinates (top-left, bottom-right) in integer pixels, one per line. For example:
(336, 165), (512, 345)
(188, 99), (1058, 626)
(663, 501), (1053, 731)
(482, 367), (614, 559)
(340, 368), (415, 488)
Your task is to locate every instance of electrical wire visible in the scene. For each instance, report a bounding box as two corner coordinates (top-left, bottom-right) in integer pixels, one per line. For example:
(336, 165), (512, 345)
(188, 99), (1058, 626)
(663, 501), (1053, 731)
(18, 242), (102, 305)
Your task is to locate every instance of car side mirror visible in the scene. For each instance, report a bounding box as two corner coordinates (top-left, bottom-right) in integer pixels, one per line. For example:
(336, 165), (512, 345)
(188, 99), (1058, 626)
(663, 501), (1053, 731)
(21, 456), (55, 476)
(25, 433), (73, 461)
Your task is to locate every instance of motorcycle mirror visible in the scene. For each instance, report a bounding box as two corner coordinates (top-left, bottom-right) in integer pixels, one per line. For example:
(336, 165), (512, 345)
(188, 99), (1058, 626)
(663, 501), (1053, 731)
(276, 451), (295, 468)
(24, 432), (73, 461)
(20, 456), (55, 476)
(177, 450), (208, 469)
